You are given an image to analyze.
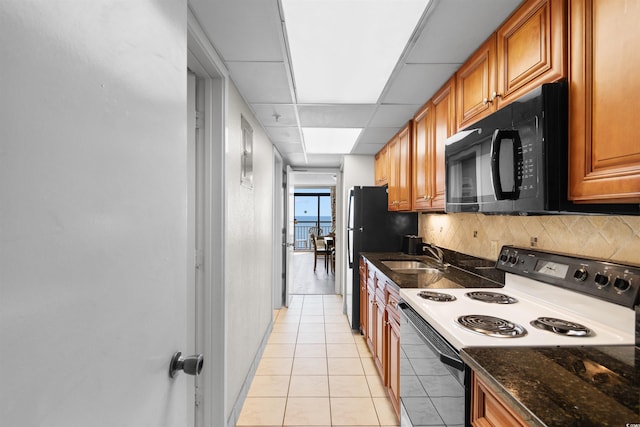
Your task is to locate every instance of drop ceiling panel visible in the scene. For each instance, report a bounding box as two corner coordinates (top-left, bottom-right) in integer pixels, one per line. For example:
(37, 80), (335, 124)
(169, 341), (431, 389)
(351, 142), (385, 155)
(297, 104), (377, 127)
(273, 141), (303, 154)
(304, 154), (343, 167)
(369, 105), (421, 127)
(357, 127), (403, 145)
(264, 126), (301, 143)
(226, 61), (293, 104)
(406, 0), (523, 63)
(381, 63), (460, 104)
(189, 0), (284, 62)
(251, 104), (298, 127)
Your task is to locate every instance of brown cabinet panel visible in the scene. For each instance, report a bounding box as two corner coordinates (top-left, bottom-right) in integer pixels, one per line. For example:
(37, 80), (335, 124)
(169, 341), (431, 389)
(496, 0), (566, 108)
(456, 35), (497, 130)
(388, 123), (412, 211)
(411, 101), (433, 211)
(568, 0), (640, 203)
(412, 78), (454, 211)
(431, 79), (455, 209)
(471, 372), (529, 427)
(374, 145), (389, 186)
(359, 258), (368, 335)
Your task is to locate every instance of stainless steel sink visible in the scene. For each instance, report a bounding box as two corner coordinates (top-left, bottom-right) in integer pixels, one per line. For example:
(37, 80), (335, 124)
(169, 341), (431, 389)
(381, 260), (442, 275)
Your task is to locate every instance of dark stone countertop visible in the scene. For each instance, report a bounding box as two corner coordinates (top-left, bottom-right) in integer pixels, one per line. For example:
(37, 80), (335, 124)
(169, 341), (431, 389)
(461, 346), (640, 427)
(360, 250), (504, 289)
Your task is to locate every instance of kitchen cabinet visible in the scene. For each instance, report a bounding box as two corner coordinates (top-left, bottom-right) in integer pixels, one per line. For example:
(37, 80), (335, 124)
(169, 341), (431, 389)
(457, 0), (566, 130)
(374, 145), (389, 186)
(470, 372), (529, 427)
(456, 34), (497, 130)
(374, 288), (386, 377)
(359, 258), (368, 334)
(366, 277), (376, 356)
(412, 78), (455, 211)
(386, 286), (401, 418)
(387, 123), (412, 211)
(567, 0), (640, 204)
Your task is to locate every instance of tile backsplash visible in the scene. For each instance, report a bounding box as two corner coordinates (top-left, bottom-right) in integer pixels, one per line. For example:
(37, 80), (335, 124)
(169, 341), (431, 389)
(419, 213), (640, 265)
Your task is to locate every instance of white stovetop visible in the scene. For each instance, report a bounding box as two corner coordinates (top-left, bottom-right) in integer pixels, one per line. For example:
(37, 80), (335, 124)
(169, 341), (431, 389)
(400, 273), (636, 350)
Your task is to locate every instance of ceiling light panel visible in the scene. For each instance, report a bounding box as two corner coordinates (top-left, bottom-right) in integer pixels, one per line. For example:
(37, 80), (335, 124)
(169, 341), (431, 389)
(303, 127), (362, 153)
(282, 0), (431, 104)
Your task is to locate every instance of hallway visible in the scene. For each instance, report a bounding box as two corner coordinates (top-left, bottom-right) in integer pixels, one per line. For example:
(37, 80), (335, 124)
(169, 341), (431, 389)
(236, 298), (399, 426)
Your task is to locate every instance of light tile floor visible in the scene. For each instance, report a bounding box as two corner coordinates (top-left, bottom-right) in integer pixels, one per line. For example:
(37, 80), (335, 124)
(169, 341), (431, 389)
(236, 294), (400, 427)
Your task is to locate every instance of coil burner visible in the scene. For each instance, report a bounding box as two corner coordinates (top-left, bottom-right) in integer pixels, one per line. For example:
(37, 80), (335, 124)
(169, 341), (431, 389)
(530, 317), (592, 337)
(465, 291), (518, 304)
(417, 291), (456, 302)
(457, 314), (528, 338)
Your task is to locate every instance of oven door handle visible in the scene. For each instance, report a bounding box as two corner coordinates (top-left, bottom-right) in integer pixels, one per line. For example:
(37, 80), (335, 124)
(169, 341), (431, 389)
(400, 303), (464, 371)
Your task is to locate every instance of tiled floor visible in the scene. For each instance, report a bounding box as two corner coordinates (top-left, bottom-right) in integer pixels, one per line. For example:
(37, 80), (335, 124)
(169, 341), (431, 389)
(236, 294), (400, 426)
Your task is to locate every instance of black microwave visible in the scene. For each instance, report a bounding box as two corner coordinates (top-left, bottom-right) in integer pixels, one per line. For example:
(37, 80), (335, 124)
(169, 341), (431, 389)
(445, 82), (638, 215)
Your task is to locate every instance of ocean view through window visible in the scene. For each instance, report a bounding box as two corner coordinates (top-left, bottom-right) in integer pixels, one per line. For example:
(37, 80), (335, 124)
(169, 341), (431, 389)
(294, 188), (333, 250)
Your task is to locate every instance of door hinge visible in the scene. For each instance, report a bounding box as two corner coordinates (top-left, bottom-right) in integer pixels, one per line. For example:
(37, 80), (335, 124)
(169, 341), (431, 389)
(195, 111), (203, 130)
(195, 249), (204, 269)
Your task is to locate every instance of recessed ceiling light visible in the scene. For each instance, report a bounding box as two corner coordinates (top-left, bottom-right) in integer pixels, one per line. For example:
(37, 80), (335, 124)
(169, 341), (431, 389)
(282, 0), (431, 104)
(303, 127), (362, 153)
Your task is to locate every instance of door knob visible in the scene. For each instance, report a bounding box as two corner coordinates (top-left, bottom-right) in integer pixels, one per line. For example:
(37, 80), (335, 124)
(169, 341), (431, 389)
(169, 351), (203, 378)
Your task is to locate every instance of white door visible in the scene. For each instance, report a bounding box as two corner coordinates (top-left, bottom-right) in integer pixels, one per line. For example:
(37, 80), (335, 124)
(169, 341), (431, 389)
(0, 1), (190, 425)
(284, 166), (296, 307)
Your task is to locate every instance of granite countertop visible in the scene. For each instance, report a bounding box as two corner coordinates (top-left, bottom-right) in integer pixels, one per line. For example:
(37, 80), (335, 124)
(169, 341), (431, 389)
(461, 346), (640, 427)
(361, 251), (504, 289)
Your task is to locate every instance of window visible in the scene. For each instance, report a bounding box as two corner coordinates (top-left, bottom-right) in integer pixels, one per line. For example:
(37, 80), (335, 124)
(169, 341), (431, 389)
(241, 115), (253, 189)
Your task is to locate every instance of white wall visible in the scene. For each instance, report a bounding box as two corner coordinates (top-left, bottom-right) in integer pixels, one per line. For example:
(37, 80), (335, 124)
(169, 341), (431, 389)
(0, 1), (188, 426)
(225, 82), (274, 419)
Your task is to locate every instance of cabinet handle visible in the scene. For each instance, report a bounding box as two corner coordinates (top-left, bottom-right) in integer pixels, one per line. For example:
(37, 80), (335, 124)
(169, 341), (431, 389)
(491, 91), (503, 101)
(482, 97), (492, 105)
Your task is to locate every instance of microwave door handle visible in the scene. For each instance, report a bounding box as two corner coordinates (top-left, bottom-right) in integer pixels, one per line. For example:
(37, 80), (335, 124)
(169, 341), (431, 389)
(490, 129), (522, 200)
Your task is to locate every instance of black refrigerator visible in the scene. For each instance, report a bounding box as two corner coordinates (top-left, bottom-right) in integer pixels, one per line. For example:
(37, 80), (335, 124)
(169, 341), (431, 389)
(346, 186), (418, 330)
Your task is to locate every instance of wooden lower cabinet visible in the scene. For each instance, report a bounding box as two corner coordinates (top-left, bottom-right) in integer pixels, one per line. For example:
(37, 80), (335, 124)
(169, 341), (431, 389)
(359, 258), (368, 334)
(359, 259), (401, 420)
(471, 372), (529, 427)
(386, 287), (401, 417)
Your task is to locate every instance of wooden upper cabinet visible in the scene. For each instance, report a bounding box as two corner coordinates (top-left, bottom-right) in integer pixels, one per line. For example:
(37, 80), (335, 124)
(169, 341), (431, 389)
(374, 145), (389, 186)
(388, 123), (412, 211)
(412, 100), (433, 211)
(412, 77), (455, 211)
(457, 0), (566, 130)
(456, 35), (497, 130)
(568, 0), (640, 203)
(431, 78), (456, 209)
(496, 0), (566, 108)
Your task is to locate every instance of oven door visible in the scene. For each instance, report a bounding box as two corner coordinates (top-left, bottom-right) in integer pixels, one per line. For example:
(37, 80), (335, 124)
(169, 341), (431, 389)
(399, 302), (468, 427)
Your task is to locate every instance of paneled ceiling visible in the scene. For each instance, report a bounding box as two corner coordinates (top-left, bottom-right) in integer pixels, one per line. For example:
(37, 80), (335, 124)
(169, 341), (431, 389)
(189, 0), (523, 168)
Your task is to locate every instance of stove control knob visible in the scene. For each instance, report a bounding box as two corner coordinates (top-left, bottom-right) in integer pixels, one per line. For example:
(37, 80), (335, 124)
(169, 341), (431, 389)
(594, 272), (610, 288)
(499, 253), (509, 262)
(508, 255), (519, 265)
(573, 268), (588, 282)
(613, 277), (631, 293)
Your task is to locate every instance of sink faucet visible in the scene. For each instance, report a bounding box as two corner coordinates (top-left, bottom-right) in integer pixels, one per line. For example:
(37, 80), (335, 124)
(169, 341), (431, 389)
(422, 243), (445, 266)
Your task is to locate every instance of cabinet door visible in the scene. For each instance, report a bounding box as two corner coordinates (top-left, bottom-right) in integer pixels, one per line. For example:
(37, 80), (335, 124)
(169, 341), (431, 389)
(388, 315), (400, 418)
(374, 145), (389, 186)
(396, 123), (412, 211)
(431, 78), (455, 209)
(568, 0), (640, 203)
(359, 260), (368, 335)
(374, 291), (386, 379)
(456, 34), (497, 130)
(412, 101), (433, 211)
(387, 135), (400, 210)
(366, 285), (376, 355)
(496, 0), (566, 108)
(471, 372), (529, 427)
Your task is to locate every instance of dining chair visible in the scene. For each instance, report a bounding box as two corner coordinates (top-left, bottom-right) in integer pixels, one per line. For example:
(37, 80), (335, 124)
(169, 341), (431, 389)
(310, 233), (330, 272)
